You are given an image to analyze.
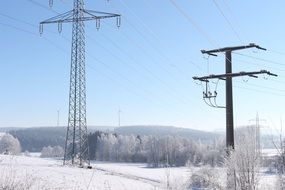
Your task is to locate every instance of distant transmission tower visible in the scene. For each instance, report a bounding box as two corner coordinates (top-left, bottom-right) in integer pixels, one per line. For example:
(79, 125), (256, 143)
(118, 107), (122, 128)
(40, 0), (121, 167)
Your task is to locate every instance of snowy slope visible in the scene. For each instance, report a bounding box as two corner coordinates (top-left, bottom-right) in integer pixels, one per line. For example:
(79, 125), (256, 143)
(93, 162), (190, 184)
(0, 155), (186, 190)
(0, 155), (278, 190)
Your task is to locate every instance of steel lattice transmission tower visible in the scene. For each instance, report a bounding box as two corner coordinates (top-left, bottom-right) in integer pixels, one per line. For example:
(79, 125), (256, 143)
(40, 0), (121, 167)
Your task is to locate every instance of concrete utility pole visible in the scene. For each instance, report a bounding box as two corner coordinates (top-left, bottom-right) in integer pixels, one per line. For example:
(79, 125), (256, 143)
(193, 43), (277, 150)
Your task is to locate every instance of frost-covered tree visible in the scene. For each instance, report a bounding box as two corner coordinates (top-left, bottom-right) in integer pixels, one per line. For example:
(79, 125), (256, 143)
(271, 123), (285, 189)
(89, 131), (224, 167)
(0, 133), (21, 155)
(40, 146), (64, 158)
(225, 126), (261, 190)
(189, 166), (223, 190)
(40, 146), (53, 158)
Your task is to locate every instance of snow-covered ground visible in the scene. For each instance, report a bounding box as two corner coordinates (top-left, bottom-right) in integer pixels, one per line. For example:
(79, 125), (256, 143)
(0, 154), (278, 190)
(262, 148), (279, 157)
(0, 155), (191, 190)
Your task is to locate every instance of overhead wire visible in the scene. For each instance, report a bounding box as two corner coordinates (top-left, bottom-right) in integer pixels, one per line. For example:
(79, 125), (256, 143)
(235, 81), (285, 94)
(142, 0), (206, 74)
(168, 0), (284, 104)
(0, 14), (186, 113)
(212, 0), (243, 43)
(37, 0), (201, 106)
(26, 0), (59, 14)
(233, 52), (285, 67)
(20, 0), (213, 118)
(170, 0), (279, 78)
(169, 0), (218, 48)
(97, 21), (200, 105)
(234, 57), (285, 73)
(267, 49), (285, 56)
(117, 0), (204, 75)
(0, 11), (165, 106)
(233, 85), (285, 97)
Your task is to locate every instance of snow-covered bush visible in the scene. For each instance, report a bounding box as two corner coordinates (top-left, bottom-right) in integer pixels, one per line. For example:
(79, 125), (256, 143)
(40, 146), (64, 158)
(189, 167), (223, 190)
(225, 126), (261, 190)
(24, 150), (30, 157)
(276, 175), (285, 190)
(0, 156), (54, 190)
(0, 133), (21, 155)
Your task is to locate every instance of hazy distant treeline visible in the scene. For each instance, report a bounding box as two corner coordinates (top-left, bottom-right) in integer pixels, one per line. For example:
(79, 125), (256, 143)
(9, 127), (66, 152)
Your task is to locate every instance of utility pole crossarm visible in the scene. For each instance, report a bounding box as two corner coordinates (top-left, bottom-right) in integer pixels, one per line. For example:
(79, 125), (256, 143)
(201, 43), (266, 56)
(193, 70), (278, 81)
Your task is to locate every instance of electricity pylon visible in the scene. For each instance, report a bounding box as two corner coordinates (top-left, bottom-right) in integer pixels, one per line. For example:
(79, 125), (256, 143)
(40, 0), (121, 167)
(193, 43), (277, 150)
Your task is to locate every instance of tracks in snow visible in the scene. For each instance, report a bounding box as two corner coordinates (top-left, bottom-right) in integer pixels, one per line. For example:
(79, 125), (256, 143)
(94, 166), (163, 188)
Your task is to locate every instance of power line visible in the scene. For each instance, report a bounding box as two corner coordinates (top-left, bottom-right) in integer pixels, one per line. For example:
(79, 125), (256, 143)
(98, 21), (199, 105)
(0, 20), (69, 54)
(267, 49), (285, 56)
(169, 0), (247, 73)
(138, 0), (205, 73)
(236, 80), (285, 94)
(221, 0), (248, 41)
(234, 85), (285, 97)
(27, 0), (198, 106)
(169, 0), (217, 47)
(212, 0), (243, 43)
(0, 12), (35, 28)
(0, 8), (222, 127)
(26, 0), (59, 14)
(233, 52), (285, 67)
(234, 57), (285, 72)
(0, 11), (70, 41)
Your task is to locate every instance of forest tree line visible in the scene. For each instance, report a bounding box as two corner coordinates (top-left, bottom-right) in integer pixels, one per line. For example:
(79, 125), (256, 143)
(88, 131), (225, 167)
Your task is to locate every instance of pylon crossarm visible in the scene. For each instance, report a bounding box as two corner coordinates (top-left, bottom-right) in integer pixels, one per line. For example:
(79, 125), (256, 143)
(40, 10), (74, 24)
(84, 9), (120, 18)
(40, 10), (120, 25)
(83, 10), (119, 21)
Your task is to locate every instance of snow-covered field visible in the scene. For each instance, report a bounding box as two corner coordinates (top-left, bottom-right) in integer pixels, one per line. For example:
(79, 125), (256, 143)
(0, 154), (278, 190)
(0, 155), (191, 190)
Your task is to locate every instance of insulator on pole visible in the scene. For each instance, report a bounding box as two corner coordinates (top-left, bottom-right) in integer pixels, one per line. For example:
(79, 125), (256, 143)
(116, 16), (121, 28)
(96, 19), (101, 30)
(39, 23), (44, 35)
(58, 22), (63, 33)
(49, 0), (53, 8)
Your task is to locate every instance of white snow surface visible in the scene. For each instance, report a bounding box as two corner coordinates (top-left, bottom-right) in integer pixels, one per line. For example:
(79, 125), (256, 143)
(0, 155), (278, 190)
(0, 155), (190, 190)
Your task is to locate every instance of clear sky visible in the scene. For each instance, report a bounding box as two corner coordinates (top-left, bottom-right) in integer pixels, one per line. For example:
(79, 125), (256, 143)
(1, 0), (285, 132)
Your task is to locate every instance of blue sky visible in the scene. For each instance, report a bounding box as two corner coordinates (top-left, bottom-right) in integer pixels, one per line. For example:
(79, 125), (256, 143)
(1, 0), (285, 131)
